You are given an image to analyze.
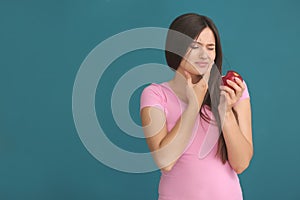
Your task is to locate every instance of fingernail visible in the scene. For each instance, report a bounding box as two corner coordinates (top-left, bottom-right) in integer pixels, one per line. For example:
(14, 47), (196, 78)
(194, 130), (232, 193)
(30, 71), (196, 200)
(235, 77), (241, 82)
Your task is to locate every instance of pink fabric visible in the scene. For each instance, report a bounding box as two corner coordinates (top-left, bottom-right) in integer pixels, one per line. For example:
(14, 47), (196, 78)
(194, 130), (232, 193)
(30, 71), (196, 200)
(140, 80), (250, 200)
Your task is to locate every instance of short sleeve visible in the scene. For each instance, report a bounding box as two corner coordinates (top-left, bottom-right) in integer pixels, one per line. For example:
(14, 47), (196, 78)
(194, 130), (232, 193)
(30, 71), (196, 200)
(234, 80), (250, 107)
(140, 83), (166, 112)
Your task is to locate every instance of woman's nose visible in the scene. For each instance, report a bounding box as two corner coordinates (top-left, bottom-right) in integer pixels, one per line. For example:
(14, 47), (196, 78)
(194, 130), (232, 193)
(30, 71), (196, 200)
(199, 48), (209, 59)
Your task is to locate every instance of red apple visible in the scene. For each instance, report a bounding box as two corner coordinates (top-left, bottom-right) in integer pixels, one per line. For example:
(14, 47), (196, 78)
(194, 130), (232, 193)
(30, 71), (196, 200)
(222, 70), (243, 90)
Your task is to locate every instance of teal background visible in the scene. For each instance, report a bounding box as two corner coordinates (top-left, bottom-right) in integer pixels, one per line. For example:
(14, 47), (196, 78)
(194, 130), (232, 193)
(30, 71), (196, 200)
(1, 0), (300, 199)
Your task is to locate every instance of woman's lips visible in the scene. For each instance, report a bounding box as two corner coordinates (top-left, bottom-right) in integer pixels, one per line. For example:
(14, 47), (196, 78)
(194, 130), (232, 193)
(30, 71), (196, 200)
(195, 61), (209, 68)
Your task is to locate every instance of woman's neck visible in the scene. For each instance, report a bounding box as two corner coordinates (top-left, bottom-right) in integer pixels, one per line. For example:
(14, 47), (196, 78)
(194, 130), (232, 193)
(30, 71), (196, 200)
(168, 68), (201, 102)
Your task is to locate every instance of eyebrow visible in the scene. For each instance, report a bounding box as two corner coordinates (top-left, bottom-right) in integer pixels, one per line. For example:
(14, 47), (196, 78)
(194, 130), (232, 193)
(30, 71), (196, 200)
(193, 41), (215, 46)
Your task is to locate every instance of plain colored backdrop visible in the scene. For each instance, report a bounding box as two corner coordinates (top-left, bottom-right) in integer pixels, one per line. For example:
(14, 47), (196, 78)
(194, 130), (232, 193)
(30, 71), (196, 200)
(1, 0), (300, 199)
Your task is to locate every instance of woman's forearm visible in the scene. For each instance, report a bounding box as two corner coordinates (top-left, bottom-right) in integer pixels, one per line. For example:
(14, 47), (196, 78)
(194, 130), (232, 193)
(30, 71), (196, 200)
(155, 104), (200, 171)
(221, 110), (253, 174)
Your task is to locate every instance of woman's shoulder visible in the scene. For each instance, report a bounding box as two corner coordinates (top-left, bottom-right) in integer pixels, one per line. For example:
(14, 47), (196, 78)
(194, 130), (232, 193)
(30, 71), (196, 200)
(140, 82), (170, 111)
(141, 82), (172, 103)
(142, 82), (169, 93)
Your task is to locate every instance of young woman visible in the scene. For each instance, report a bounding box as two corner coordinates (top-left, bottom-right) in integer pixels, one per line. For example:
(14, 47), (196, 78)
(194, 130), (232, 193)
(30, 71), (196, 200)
(140, 13), (253, 200)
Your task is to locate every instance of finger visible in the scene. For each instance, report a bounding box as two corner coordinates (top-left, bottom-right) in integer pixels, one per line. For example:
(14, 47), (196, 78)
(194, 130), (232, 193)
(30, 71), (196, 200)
(202, 62), (213, 82)
(220, 84), (236, 99)
(220, 90), (227, 97)
(234, 77), (245, 91)
(219, 85), (227, 91)
(184, 70), (193, 86)
(220, 85), (235, 95)
(220, 91), (230, 103)
(226, 79), (242, 94)
(219, 91), (231, 114)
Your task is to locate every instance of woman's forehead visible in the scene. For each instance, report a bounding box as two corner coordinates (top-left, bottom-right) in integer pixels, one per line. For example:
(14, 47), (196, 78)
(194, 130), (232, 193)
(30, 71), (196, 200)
(196, 28), (215, 44)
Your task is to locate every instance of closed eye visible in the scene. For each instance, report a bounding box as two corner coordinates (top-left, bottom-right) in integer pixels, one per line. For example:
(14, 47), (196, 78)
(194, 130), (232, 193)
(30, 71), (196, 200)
(190, 41), (215, 51)
(189, 42), (201, 49)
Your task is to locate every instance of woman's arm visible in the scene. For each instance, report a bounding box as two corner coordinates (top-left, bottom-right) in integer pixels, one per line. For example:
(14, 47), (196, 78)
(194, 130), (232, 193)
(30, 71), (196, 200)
(141, 68), (212, 172)
(221, 99), (253, 174)
(141, 103), (199, 172)
(219, 78), (253, 174)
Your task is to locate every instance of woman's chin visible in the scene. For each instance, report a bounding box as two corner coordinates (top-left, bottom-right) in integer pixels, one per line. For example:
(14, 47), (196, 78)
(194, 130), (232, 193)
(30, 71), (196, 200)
(195, 68), (208, 75)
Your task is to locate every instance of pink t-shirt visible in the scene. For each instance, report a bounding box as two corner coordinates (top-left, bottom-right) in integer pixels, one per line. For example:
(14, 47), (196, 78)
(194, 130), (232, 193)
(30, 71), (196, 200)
(140, 80), (250, 200)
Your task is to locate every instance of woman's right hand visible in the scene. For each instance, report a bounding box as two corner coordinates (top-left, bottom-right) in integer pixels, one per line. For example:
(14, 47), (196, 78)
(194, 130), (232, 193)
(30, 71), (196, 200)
(184, 64), (212, 111)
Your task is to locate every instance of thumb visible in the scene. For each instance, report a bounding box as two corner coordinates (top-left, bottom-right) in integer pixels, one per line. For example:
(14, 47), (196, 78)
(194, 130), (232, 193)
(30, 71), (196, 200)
(184, 70), (193, 86)
(202, 62), (213, 83)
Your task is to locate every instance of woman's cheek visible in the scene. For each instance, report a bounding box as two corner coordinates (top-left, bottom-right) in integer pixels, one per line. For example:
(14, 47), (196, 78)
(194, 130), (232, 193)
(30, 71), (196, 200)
(209, 52), (216, 62)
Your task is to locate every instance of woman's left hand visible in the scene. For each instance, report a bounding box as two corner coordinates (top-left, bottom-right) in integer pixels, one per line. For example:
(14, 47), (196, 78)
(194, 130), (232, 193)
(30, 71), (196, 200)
(219, 77), (245, 113)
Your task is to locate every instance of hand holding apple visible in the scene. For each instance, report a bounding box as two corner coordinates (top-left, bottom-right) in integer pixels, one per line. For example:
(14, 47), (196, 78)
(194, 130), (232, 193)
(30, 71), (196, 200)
(222, 70), (243, 91)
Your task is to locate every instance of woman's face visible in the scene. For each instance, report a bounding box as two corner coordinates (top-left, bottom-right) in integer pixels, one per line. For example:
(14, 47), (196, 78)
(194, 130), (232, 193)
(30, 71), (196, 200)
(179, 27), (216, 76)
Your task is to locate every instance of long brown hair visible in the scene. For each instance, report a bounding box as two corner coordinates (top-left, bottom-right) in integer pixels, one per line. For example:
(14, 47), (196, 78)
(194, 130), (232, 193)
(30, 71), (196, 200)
(165, 13), (228, 163)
